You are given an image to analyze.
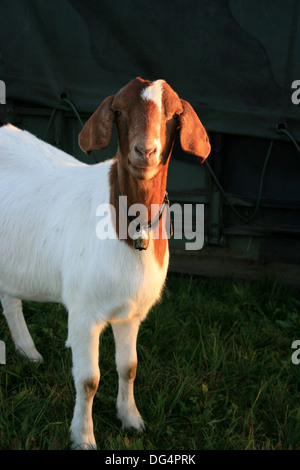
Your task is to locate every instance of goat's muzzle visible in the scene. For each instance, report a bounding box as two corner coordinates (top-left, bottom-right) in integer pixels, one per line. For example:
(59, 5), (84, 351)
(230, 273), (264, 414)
(128, 142), (160, 179)
(133, 144), (158, 160)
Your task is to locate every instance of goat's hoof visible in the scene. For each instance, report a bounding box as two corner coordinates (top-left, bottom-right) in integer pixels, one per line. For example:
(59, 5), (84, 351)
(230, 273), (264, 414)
(118, 410), (146, 433)
(70, 427), (97, 450)
(16, 345), (44, 363)
(71, 441), (97, 450)
(70, 435), (97, 450)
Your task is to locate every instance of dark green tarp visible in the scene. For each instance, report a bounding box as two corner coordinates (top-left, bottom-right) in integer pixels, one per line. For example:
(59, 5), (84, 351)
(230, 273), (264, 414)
(0, 0), (300, 140)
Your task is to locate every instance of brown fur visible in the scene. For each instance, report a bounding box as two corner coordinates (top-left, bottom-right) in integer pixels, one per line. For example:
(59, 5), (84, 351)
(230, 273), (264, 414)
(84, 378), (99, 399)
(127, 362), (137, 381)
(109, 158), (169, 267)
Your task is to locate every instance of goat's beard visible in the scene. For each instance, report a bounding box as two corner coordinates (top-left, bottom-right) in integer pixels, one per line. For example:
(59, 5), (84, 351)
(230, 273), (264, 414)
(128, 161), (161, 180)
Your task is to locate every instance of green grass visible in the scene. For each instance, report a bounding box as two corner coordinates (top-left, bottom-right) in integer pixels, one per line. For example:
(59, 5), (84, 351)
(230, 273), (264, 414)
(0, 274), (300, 450)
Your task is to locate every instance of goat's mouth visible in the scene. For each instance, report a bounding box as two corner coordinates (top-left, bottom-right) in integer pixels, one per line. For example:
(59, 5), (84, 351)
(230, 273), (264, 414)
(128, 158), (160, 180)
(128, 148), (161, 178)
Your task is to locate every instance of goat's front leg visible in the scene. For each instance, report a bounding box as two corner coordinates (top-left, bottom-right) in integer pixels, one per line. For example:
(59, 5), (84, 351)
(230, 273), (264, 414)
(112, 319), (145, 432)
(66, 316), (104, 450)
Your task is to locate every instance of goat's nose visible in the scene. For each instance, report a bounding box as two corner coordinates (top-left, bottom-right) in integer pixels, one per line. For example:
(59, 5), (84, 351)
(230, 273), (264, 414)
(134, 145), (157, 159)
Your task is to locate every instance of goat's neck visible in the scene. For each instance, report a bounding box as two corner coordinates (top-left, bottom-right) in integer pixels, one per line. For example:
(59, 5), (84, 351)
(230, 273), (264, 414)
(116, 159), (168, 222)
(109, 155), (169, 265)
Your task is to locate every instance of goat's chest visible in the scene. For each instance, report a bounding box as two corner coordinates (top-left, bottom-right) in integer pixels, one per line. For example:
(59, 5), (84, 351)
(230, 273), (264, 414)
(102, 240), (169, 323)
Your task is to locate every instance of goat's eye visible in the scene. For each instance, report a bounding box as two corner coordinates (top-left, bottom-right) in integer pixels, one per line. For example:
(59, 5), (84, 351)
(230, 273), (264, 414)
(115, 110), (127, 120)
(167, 113), (179, 122)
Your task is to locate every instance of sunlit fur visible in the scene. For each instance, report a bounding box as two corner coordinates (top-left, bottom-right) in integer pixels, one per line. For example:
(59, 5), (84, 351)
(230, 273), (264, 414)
(141, 79), (165, 112)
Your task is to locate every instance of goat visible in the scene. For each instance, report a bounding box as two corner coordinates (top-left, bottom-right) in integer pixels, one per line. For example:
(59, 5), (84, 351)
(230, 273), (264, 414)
(0, 77), (210, 449)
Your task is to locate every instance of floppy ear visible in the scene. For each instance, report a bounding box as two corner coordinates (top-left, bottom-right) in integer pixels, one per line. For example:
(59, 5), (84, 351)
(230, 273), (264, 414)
(79, 95), (115, 154)
(178, 99), (211, 163)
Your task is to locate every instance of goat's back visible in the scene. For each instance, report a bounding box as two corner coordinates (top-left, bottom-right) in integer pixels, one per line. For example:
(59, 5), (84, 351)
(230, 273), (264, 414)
(0, 125), (110, 302)
(0, 124), (81, 169)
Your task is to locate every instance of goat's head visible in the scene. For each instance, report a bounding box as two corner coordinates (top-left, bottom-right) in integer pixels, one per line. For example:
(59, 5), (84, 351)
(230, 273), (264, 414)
(79, 77), (211, 180)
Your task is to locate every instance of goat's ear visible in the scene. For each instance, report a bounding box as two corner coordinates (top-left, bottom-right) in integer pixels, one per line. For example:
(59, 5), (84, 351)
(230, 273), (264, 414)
(79, 95), (115, 154)
(178, 100), (211, 163)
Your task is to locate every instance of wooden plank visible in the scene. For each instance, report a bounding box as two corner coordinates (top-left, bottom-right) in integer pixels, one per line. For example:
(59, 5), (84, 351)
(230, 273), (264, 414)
(169, 246), (300, 287)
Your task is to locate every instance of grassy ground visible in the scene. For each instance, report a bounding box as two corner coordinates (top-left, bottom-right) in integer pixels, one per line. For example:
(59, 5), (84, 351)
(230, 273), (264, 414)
(0, 273), (299, 450)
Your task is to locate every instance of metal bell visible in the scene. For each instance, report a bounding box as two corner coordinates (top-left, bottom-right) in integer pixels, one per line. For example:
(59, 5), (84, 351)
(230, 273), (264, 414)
(132, 225), (149, 251)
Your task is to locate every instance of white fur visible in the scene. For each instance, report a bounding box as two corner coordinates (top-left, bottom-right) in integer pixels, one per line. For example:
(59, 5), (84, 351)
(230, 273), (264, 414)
(140, 80), (165, 159)
(141, 79), (165, 112)
(0, 124), (169, 449)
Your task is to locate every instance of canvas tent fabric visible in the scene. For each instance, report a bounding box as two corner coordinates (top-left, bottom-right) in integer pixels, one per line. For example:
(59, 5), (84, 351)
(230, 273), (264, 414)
(0, 0), (299, 140)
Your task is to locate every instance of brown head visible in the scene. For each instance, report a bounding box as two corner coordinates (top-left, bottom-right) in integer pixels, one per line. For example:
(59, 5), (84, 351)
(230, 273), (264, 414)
(79, 77), (211, 180)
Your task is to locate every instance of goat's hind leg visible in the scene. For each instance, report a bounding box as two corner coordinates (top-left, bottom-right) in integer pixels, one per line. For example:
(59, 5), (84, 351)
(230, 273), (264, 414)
(112, 319), (145, 433)
(1, 294), (43, 362)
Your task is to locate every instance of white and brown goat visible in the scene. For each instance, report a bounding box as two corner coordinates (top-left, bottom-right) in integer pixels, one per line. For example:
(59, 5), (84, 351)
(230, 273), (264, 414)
(0, 77), (210, 449)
